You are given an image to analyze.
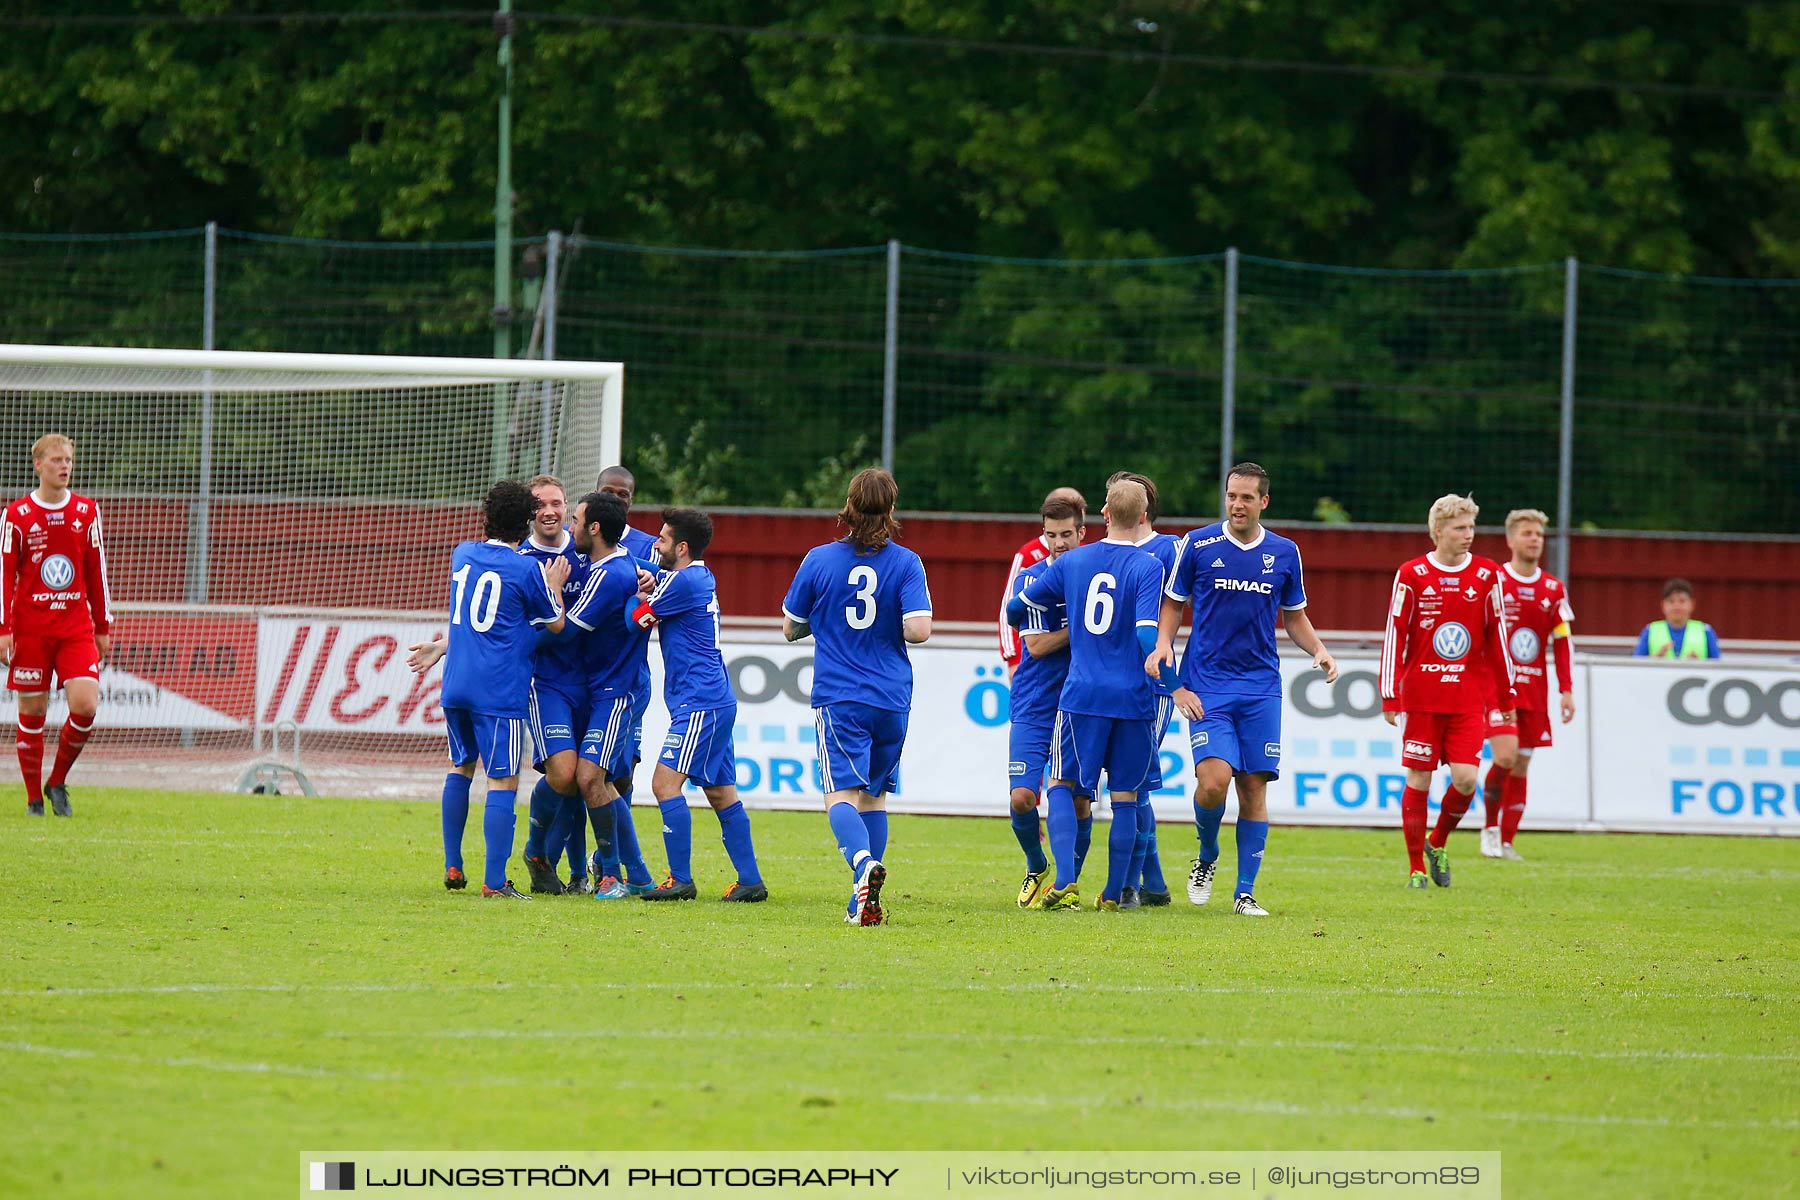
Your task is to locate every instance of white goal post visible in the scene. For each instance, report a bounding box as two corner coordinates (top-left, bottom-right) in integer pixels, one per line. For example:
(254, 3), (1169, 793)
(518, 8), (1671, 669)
(0, 342), (625, 796)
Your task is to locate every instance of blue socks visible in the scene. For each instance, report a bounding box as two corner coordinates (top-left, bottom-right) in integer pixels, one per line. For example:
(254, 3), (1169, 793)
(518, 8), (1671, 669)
(1236, 819), (1269, 898)
(1011, 807), (1047, 873)
(611, 790), (651, 885)
(1045, 784), (1077, 888)
(1103, 799), (1138, 902)
(828, 800), (872, 873)
(1139, 806), (1167, 892)
(440, 772), (472, 869)
(1196, 802), (1225, 863)
(1127, 800), (1153, 890)
(524, 777), (558, 860)
(860, 809), (888, 862)
(1074, 814), (1094, 879)
(482, 788), (517, 891)
(657, 795), (693, 883)
(716, 800), (761, 886)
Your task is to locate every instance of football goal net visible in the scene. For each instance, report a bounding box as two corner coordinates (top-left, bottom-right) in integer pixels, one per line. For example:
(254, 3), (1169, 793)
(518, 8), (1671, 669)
(0, 343), (623, 797)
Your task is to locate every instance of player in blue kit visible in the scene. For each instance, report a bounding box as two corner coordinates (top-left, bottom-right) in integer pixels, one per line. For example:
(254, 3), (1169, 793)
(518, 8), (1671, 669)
(1108, 470), (1180, 910)
(517, 476), (594, 895)
(1148, 462), (1337, 917)
(592, 465), (659, 889)
(782, 469), (932, 926)
(565, 490), (658, 899)
(437, 481), (569, 899)
(1008, 479), (1175, 911)
(1005, 493), (1085, 908)
(632, 507), (767, 902)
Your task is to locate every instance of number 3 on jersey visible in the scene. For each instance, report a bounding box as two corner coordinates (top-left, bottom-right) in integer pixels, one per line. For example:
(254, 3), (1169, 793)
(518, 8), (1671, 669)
(846, 564), (878, 630)
(1084, 572), (1117, 634)
(451, 563), (502, 632)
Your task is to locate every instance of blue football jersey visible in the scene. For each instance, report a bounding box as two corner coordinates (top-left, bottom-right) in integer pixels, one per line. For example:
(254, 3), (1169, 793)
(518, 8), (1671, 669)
(782, 539), (932, 711)
(517, 531), (589, 700)
(1165, 523), (1307, 697)
(566, 546), (652, 701)
(1017, 538), (1162, 720)
(1009, 558), (1069, 727)
(441, 540), (563, 718)
(1133, 531), (1181, 697)
(647, 562), (734, 714)
(621, 523), (658, 564)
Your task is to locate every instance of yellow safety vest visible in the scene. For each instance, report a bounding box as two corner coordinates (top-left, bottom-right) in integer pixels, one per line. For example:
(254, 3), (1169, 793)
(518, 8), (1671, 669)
(1647, 620), (1712, 659)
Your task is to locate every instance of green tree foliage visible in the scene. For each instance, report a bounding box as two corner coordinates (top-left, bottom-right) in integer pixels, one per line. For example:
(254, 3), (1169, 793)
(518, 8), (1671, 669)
(0, 2), (1795, 529)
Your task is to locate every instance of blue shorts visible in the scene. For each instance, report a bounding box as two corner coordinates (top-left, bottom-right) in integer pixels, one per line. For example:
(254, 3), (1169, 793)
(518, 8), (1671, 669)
(444, 707), (528, 780)
(1051, 710), (1157, 795)
(1008, 715), (1054, 796)
(658, 705), (737, 789)
(528, 682), (588, 767)
(815, 701), (908, 798)
(1144, 694), (1177, 790)
(1188, 692), (1284, 779)
(580, 693), (638, 781)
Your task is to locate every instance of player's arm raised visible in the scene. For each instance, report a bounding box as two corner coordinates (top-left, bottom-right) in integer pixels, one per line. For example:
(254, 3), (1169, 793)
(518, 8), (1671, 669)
(1379, 572), (1412, 726)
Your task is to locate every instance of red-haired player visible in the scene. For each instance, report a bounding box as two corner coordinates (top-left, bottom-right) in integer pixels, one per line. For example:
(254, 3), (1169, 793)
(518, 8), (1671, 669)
(1380, 494), (1514, 889)
(1, 434), (113, 817)
(1479, 508), (1576, 862)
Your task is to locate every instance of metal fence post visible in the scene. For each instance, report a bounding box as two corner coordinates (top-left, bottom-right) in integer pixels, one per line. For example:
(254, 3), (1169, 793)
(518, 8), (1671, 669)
(187, 221), (218, 605)
(1555, 256), (1578, 581)
(540, 230), (560, 474)
(882, 239), (900, 474)
(1219, 247), (1239, 517)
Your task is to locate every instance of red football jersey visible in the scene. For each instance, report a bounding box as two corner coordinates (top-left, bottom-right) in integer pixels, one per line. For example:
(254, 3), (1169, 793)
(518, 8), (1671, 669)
(0, 490), (113, 639)
(1487, 563), (1574, 713)
(998, 534), (1051, 667)
(1380, 552), (1513, 715)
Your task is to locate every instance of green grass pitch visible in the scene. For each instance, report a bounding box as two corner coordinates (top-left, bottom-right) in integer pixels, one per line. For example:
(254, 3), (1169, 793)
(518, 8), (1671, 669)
(2, 787), (1794, 1199)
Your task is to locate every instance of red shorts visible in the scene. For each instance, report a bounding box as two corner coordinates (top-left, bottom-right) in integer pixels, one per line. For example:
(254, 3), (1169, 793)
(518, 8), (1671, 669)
(7, 633), (101, 692)
(1400, 710), (1485, 770)
(1484, 706), (1554, 749)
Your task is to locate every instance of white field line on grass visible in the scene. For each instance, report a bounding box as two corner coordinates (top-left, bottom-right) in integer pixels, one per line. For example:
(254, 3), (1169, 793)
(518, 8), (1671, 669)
(328, 1023), (1800, 1065)
(4, 979), (1794, 1003)
(0, 1037), (1790, 1133)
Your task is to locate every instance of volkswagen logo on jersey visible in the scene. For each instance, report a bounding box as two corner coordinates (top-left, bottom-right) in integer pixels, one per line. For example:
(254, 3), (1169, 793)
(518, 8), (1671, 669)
(40, 553), (75, 590)
(1432, 621), (1472, 661)
(1510, 627), (1541, 664)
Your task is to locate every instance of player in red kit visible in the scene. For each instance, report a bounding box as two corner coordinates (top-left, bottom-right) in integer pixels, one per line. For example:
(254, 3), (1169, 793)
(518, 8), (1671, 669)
(997, 485), (1085, 679)
(1380, 494), (1514, 889)
(1, 434), (113, 817)
(1479, 508), (1575, 862)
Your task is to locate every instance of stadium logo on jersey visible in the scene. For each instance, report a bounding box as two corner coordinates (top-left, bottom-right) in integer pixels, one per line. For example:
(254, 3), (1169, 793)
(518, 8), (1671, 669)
(1432, 621), (1472, 661)
(1510, 627), (1541, 664)
(1214, 578), (1273, 594)
(40, 553), (74, 590)
(1262, 553), (1276, 574)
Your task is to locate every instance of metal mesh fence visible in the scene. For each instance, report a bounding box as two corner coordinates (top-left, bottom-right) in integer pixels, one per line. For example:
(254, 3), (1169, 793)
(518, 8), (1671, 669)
(1, 227), (1796, 533)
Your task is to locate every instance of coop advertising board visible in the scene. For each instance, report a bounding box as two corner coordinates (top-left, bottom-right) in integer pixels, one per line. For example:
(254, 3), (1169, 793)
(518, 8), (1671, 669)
(249, 618), (1796, 834)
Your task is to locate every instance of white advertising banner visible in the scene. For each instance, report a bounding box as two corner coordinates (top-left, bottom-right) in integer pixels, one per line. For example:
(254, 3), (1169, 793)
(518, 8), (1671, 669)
(1586, 661), (1800, 834)
(249, 616), (1797, 835)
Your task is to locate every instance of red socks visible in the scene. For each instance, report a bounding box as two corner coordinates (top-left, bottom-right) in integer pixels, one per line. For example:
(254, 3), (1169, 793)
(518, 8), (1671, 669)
(1483, 764), (1509, 829)
(1501, 773), (1529, 844)
(1430, 786), (1474, 848)
(46, 713), (94, 788)
(1401, 785), (1429, 873)
(15, 716), (45, 805)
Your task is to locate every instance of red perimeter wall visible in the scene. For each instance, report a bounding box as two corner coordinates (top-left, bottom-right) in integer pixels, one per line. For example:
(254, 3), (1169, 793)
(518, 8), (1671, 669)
(100, 501), (1800, 642)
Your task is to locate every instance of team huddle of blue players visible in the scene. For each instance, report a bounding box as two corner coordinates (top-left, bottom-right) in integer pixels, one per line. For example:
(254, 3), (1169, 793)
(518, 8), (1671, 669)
(422, 458), (1333, 923)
